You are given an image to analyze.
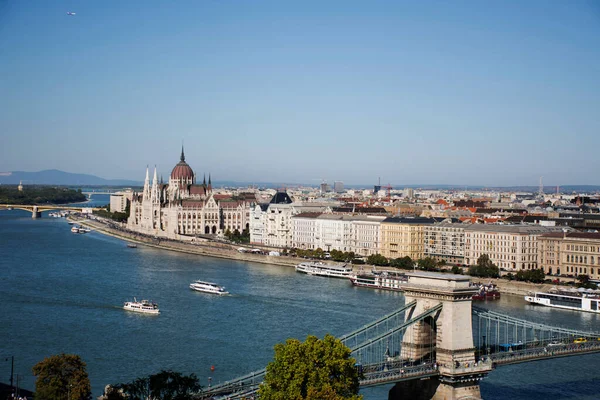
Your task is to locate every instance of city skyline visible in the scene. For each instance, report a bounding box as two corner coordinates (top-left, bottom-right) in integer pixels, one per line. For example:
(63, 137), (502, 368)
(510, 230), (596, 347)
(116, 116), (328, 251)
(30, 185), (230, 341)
(1, 1), (599, 186)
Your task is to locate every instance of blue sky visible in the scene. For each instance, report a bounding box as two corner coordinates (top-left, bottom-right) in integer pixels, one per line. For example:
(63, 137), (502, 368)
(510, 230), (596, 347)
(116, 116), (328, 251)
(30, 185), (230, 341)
(1, 1), (599, 186)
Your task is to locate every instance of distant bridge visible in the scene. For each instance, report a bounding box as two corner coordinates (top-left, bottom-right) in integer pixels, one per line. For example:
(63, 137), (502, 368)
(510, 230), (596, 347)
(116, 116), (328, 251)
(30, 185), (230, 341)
(81, 190), (119, 198)
(0, 204), (102, 218)
(196, 273), (600, 400)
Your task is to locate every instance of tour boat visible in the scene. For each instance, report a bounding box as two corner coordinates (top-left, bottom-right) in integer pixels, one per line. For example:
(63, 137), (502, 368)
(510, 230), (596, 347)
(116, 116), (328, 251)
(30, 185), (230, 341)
(71, 226), (80, 233)
(78, 227), (91, 234)
(189, 280), (229, 295)
(127, 243), (138, 248)
(524, 288), (600, 314)
(472, 283), (501, 301)
(123, 298), (160, 314)
(350, 268), (408, 291)
(295, 262), (354, 279)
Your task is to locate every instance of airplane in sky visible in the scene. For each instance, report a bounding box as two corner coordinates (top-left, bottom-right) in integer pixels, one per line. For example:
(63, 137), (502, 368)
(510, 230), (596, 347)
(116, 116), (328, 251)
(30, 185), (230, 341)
(67, 12), (76, 16)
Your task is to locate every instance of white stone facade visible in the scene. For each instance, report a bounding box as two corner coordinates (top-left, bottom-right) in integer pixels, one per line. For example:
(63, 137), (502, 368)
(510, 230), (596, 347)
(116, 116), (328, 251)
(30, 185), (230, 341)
(350, 216), (386, 257)
(464, 225), (570, 271)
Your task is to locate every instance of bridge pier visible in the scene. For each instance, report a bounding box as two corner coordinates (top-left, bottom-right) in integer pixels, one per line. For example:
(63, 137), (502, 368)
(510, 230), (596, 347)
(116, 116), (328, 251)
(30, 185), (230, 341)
(389, 377), (483, 400)
(398, 272), (491, 400)
(31, 206), (41, 219)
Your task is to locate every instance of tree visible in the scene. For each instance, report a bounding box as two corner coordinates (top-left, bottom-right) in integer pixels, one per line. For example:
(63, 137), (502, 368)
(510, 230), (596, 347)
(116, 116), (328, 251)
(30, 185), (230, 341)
(417, 257), (438, 272)
(389, 256), (413, 270)
(259, 334), (363, 400)
(468, 254), (500, 278)
(32, 353), (92, 400)
(451, 265), (462, 275)
(107, 371), (201, 400)
(576, 274), (597, 289)
(367, 254), (388, 266)
(515, 269), (546, 283)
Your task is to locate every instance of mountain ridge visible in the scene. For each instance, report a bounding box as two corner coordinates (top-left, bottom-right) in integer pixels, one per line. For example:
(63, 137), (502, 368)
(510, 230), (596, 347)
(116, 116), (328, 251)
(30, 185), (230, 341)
(0, 169), (141, 186)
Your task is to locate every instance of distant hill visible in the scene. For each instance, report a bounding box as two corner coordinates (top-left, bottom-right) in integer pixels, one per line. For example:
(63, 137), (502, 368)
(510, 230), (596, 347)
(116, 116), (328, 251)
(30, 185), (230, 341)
(0, 170), (141, 186)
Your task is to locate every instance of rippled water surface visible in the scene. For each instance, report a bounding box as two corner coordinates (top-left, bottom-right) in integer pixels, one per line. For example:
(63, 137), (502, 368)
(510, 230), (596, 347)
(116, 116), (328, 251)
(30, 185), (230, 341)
(1, 201), (599, 399)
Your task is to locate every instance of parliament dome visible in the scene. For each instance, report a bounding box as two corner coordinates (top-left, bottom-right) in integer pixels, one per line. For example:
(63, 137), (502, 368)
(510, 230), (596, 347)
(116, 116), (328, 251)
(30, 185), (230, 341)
(170, 147), (194, 181)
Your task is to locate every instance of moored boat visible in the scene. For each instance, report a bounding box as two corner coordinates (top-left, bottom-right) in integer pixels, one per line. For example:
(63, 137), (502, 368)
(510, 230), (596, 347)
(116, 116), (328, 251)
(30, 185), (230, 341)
(189, 280), (229, 295)
(471, 282), (501, 301)
(350, 268), (408, 291)
(127, 243), (138, 248)
(71, 226), (80, 233)
(123, 298), (160, 314)
(295, 262), (353, 279)
(525, 287), (600, 314)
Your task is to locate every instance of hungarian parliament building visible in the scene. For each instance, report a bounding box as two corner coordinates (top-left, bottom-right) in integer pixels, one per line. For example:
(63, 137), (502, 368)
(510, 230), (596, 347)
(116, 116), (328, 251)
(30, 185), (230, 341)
(127, 148), (253, 239)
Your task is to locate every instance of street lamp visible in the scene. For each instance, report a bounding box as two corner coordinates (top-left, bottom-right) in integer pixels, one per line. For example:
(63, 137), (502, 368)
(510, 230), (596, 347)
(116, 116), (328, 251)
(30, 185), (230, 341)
(3, 356), (14, 395)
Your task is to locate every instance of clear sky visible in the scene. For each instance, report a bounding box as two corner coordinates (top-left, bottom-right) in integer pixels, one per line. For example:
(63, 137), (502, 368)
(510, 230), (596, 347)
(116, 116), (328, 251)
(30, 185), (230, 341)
(1, 1), (599, 186)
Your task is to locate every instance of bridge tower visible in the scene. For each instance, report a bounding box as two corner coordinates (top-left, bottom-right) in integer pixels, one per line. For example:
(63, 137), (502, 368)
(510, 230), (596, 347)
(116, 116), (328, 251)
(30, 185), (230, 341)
(400, 272), (490, 400)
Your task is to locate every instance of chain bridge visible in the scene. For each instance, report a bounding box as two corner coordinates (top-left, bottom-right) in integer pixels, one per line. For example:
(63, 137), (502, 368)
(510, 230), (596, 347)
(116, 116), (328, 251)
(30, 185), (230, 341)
(196, 272), (600, 400)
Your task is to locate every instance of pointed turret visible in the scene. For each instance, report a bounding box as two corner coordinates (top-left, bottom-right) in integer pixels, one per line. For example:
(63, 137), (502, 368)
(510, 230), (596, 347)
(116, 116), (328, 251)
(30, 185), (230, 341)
(180, 145), (185, 162)
(151, 166), (159, 203)
(208, 174), (212, 192)
(143, 166), (150, 201)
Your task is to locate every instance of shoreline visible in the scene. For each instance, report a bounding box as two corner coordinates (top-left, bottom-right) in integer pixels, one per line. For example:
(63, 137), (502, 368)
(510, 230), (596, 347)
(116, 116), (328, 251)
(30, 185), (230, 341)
(70, 217), (300, 268)
(71, 216), (555, 297)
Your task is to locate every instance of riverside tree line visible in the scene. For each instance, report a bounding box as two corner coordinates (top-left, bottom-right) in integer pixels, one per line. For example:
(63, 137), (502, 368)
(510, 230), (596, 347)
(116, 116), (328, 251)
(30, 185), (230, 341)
(30, 334), (363, 400)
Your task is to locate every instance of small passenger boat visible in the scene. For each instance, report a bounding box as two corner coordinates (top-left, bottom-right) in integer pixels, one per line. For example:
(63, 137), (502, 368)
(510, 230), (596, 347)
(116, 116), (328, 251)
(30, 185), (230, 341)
(189, 280), (229, 295)
(127, 243), (138, 248)
(123, 298), (160, 314)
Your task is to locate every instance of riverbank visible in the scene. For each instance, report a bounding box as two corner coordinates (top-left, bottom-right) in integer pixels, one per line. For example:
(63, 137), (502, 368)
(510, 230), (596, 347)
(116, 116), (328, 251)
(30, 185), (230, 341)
(70, 216), (300, 268)
(70, 216), (556, 297)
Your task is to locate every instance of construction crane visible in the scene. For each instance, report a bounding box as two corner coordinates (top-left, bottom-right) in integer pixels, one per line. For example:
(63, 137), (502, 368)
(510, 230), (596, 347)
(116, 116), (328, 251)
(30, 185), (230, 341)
(381, 183), (393, 201)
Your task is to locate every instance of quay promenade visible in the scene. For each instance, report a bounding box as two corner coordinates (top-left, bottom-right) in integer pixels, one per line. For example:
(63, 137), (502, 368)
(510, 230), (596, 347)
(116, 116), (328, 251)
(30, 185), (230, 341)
(71, 216), (559, 297)
(70, 216), (301, 268)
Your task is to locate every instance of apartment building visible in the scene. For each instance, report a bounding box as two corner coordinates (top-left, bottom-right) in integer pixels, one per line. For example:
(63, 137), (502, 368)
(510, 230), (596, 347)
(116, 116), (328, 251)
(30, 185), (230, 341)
(350, 216), (387, 257)
(250, 192), (333, 248)
(380, 217), (438, 260)
(292, 214), (385, 255)
(464, 224), (569, 271)
(538, 232), (600, 279)
(424, 220), (466, 265)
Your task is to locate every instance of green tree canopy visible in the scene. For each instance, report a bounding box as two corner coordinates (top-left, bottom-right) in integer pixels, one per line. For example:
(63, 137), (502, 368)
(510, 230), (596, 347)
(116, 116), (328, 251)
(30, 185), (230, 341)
(259, 334), (363, 400)
(32, 353), (92, 400)
(468, 254), (500, 278)
(366, 253), (388, 266)
(106, 370), (200, 400)
(515, 268), (546, 283)
(389, 256), (413, 270)
(417, 257), (439, 272)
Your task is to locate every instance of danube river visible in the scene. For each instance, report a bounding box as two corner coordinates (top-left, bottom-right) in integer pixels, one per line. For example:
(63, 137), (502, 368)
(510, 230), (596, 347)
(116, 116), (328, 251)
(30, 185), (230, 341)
(1, 199), (599, 399)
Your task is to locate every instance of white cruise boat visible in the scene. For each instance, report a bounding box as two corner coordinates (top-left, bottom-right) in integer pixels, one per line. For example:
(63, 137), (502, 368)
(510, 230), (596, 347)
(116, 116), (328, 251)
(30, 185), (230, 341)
(350, 268), (409, 291)
(295, 262), (353, 279)
(524, 288), (600, 314)
(189, 280), (229, 295)
(123, 298), (160, 314)
(71, 226), (80, 233)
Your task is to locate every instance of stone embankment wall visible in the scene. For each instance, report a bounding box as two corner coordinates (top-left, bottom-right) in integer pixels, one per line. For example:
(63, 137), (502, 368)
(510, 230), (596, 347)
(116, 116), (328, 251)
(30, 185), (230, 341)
(72, 217), (300, 268)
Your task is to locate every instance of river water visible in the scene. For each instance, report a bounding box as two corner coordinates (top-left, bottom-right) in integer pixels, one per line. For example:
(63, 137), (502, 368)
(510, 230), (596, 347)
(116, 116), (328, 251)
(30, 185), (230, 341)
(1, 197), (599, 399)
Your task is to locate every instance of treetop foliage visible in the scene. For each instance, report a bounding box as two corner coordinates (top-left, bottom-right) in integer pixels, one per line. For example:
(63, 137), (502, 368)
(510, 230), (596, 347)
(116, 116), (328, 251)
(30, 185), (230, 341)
(468, 254), (500, 278)
(104, 370), (201, 400)
(259, 334), (362, 400)
(32, 353), (92, 400)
